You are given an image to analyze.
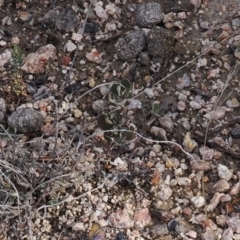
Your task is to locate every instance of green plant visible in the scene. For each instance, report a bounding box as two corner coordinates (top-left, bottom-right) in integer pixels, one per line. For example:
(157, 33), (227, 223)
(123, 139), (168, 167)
(97, 79), (136, 147)
(11, 45), (24, 67)
(108, 79), (132, 104)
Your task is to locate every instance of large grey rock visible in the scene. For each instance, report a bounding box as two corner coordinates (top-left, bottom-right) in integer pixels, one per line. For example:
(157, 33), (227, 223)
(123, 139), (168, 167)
(8, 108), (44, 133)
(136, 2), (164, 27)
(147, 26), (175, 64)
(115, 29), (145, 61)
(41, 6), (79, 32)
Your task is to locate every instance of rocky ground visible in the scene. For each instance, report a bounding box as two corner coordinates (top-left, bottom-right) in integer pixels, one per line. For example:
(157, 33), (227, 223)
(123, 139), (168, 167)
(0, 0), (240, 239)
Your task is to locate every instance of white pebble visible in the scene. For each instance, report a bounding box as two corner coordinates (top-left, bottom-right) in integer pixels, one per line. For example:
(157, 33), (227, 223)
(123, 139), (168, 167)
(176, 177), (191, 186)
(144, 88), (154, 98)
(217, 164), (233, 181)
(0, 40), (7, 46)
(72, 33), (83, 42)
(185, 230), (197, 239)
(72, 222), (85, 231)
(190, 100), (202, 110)
(191, 196), (205, 208)
(105, 22), (117, 31)
(65, 40), (77, 52)
(158, 184), (172, 200)
(128, 99), (142, 110)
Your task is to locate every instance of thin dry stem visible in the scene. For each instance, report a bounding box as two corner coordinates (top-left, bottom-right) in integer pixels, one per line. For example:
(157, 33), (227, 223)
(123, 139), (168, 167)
(102, 129), (196, 161)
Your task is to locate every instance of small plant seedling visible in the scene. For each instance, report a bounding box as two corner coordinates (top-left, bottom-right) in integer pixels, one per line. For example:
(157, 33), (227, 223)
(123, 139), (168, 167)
(108, 79), (132, 104)
(151, 99), (169, 117)
(11, 45), (24, 67)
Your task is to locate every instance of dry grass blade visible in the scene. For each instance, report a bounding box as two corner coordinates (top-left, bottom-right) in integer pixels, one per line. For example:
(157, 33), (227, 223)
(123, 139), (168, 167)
(102, 129), (196, 161)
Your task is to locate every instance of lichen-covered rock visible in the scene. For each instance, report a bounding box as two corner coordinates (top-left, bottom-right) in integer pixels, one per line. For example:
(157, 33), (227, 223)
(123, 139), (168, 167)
(8, 108), (44, 133)
(115, 29), (145, 61)
(147, 26), (175, 64)
(136, 2), (164, 27)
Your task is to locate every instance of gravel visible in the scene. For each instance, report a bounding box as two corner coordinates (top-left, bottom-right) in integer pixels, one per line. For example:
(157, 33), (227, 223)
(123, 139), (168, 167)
(1, 0), (240, 239)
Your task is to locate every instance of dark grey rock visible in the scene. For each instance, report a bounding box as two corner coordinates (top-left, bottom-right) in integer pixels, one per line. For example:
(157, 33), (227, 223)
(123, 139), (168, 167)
(147, 26), (175, 64)
(136, 2), (164, 27)
(232, 126), (240, 138)
(84, 21), (99, 33)
(40, 7), (63, 28)
(8, 108), (44, 133)
(55, 6), (80, 32)
(115, 29), (146, 61)
(150, 224), (169, 238)
(41, 6), (79, 32)
(139, 52), (150, 66)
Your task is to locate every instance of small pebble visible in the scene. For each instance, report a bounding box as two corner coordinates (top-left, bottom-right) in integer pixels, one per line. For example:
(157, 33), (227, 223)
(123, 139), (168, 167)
(206, 107), (226, 120)
(88, 78), (96, 88)
(176, 177), (191, 186)
(226, 217), (240, 233)
(144, 88), (154, 98)
(213, 180), (230, 192)
(185, 230), (197, 239)
(230, 182), (240, 196)
(183, 132), (198, 152)
(226, 98), (239, 108)
(216, 215), (227, 227)
(135, 2), (164, 27)
(71, 33), (83, 42)
(158, 184), (172, 200)
(190, 100), (202, 110)
(222, 228), (233, 240)
(73, 109), (82, 118)
(191, 196), (205, 208)
(128, 99), (142, 110)
(177, 101), (186, 111)
(217, 164), (233, 181)
(150, 224), (169, 238)
(65, 40), (77, 52)
(176, 74), (191, 89)
(159, 115), (174, 132)
(206, 192), (224, 212)
(221, 194), (231, 202)
(0, 40), (7, 46)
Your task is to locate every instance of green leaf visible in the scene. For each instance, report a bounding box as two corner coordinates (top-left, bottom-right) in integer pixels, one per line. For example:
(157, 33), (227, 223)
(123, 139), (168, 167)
(110, 79), (132, 100)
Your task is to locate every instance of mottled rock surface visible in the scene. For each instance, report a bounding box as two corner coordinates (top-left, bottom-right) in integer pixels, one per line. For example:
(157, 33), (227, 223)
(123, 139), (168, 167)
(115, 29), (145, 61)
(136, 2), (164, 27)
(8, 108), (44, 133)
(147, 26), (175, 64)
